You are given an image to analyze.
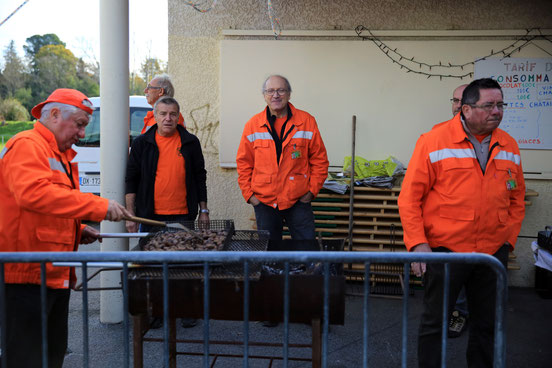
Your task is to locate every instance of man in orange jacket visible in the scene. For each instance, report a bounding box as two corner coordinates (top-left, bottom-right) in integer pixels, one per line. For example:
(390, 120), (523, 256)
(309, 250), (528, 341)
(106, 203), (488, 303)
(0, 88), (131, 368)
(236, 75), (328, 244)
(398, 78), (526, 368)
(141, 74), (185, 134)
(434, 83), (471, 338)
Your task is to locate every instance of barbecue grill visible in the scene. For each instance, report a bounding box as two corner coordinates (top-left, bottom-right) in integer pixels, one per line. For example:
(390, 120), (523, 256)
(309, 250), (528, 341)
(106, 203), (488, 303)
(127, 233), (345, 368)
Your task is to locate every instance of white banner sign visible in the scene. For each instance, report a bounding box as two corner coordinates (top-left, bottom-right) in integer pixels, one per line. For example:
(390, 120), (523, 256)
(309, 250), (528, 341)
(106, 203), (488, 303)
(475, 58), (552, 150)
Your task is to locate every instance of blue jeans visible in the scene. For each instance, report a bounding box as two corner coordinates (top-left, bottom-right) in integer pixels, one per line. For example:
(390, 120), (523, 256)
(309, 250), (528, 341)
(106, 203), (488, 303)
(253, 200), (316, 241)
(455, 287), (469, 316)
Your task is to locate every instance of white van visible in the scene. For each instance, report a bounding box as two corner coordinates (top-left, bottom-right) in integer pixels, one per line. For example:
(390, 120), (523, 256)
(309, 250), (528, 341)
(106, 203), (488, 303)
(73, 96), (152, 194)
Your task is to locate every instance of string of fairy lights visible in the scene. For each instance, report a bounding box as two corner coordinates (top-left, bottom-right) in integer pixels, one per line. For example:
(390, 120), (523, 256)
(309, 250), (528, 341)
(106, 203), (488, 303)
(183, 0), (217, 13)
(0, 0), (30, 28)
(355, 26), (552, 80)
(267, 0), (282, 38)
(182, 0), (282, 37)
(1, 0), (281, 39)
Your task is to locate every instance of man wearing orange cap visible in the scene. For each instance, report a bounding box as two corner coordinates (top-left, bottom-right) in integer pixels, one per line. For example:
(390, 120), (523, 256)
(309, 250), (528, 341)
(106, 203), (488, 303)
(141, 74), (185, 134)
(0, 88), (131, 368)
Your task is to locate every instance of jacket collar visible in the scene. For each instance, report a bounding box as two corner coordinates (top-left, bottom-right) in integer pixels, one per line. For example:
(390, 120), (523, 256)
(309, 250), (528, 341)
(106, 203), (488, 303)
(489, 126), (510, 148)
(259, 102), (302, 127)
(447, 114), (468, 144)
(265, 103), (292, 123)
(35, 121), (77, 160)
(449, 113), (509, 148)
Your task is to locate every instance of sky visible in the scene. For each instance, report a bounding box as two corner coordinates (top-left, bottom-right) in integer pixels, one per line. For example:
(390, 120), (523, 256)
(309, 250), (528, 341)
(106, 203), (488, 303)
(0, 0), (168, 72)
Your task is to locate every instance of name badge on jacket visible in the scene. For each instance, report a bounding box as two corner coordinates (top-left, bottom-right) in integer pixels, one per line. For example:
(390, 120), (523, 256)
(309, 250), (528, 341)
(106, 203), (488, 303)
(506, 179), (517, 190)
(506, 168), (517, 190)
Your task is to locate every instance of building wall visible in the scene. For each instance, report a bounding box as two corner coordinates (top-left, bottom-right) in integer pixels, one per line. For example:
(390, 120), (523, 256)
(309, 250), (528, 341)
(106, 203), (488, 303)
(168, 0), (552, 286)
(512, 180), (552, 286)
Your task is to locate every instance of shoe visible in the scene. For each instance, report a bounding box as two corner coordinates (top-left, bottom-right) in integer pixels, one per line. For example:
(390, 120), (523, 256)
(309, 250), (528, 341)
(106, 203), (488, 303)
(180, 318), (198, 328)
(150, 317), (163, 329)
(448, 310), (468, 338)
(261, 321), (279, 327)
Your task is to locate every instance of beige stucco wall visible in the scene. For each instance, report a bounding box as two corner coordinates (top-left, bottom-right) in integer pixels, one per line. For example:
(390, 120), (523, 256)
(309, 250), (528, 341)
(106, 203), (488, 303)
(168, 0), (552, 286)
(511, 179), (552, 286)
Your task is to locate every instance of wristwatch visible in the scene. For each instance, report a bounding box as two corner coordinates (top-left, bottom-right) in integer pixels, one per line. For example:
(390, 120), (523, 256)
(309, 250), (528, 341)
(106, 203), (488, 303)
(200, 209), (209, 214)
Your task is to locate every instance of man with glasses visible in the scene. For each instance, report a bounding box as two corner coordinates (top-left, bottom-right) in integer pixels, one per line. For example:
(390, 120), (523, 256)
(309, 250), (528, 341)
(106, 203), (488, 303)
(141, 73), (185, 134)
(399, 78), (526, 367)
(236, 74), (328, 247)
(433, 83), (468, 130)
(451, 84), (468, 116)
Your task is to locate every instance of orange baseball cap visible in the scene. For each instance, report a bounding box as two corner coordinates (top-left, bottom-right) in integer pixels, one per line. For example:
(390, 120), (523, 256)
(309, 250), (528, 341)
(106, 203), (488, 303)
(31, 88), (94, 119)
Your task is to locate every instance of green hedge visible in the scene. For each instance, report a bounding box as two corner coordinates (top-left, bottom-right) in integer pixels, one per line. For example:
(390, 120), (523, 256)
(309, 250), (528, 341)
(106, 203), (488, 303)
(0, 121), (34, 148)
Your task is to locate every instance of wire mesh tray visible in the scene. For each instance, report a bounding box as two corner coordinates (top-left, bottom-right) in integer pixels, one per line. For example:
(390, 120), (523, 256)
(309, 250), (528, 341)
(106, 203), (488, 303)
(130, 220), (234, 267)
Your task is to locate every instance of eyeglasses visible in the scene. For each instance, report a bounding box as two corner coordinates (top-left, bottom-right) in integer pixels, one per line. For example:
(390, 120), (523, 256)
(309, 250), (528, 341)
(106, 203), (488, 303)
(468, 102), (508, 112)
(450, 98), (461, 104)
(264, 88), (289, 96)
(146, 85), (162, 90)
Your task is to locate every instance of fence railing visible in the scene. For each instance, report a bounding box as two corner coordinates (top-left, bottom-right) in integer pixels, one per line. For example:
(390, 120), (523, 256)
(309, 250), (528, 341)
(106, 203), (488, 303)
(0, 251), (507, 368)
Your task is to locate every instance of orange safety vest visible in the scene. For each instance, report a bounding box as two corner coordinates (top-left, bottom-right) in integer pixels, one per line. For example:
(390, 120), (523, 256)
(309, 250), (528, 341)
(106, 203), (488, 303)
(236, 103), (329, 210)
(141, 110), (185, 134)
(0, 122), (109, 289)
(398, 115), (526, 254)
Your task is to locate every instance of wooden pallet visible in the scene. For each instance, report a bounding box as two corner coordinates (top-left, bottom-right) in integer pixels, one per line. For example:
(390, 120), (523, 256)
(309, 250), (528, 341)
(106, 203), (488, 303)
(311, 187), (403, 251)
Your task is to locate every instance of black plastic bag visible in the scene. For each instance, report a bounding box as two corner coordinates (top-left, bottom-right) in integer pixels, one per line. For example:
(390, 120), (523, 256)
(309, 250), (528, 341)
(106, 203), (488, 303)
(538, 226), (552, 252)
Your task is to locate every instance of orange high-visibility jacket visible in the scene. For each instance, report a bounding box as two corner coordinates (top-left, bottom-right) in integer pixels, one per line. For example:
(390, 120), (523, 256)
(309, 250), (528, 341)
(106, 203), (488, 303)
(141, 110), (185, 134)
(236, 103), (329, 210)
(0, 122), (109, 289)
(398, 115), (526, 254)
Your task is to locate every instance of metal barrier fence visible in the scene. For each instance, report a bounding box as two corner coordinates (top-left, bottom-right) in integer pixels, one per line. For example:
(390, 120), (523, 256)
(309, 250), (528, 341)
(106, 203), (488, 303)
(0, 251), (507, 368)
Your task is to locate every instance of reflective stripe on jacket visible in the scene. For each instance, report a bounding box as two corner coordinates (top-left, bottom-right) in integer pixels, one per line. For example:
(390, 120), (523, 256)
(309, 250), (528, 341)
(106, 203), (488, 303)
(0, 122), (109, 289)
(398, 115), (526, 254)
(236, 103), (329, 210)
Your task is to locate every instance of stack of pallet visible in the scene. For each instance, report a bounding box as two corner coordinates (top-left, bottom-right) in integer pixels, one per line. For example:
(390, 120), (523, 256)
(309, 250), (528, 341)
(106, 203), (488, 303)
(312, 186), (403, 251)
